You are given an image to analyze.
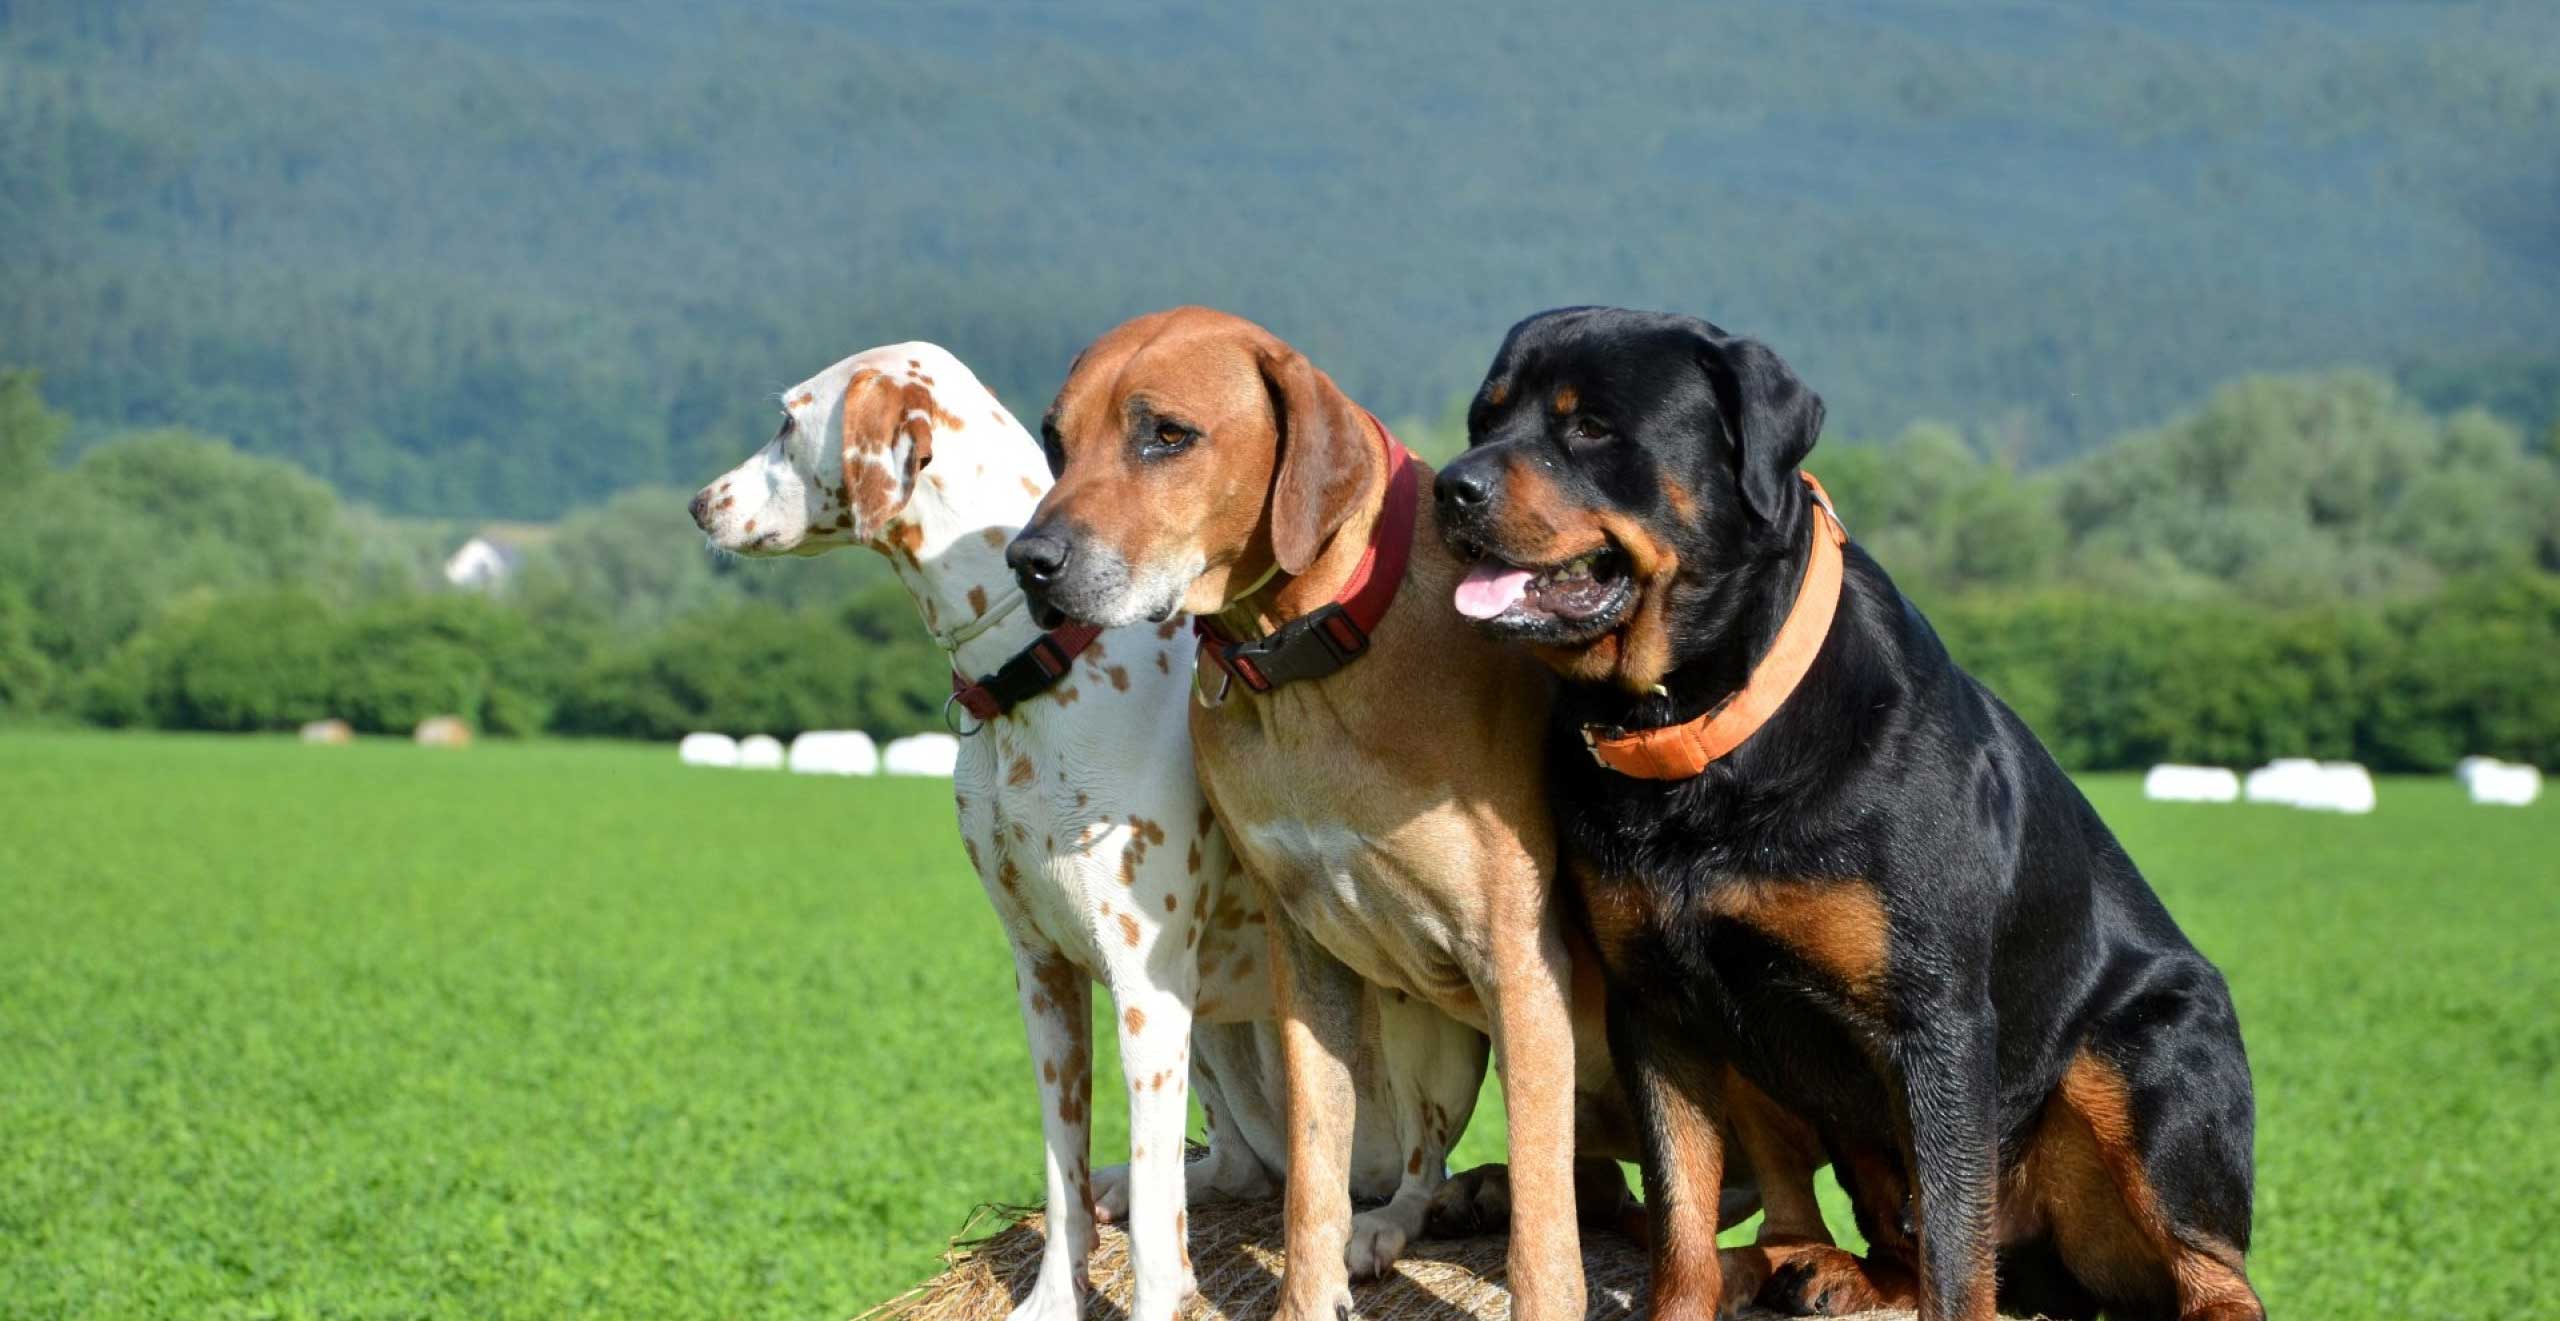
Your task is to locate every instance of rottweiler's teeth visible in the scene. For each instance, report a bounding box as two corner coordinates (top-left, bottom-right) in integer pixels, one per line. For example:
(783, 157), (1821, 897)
(1532, 553), (1599, 588)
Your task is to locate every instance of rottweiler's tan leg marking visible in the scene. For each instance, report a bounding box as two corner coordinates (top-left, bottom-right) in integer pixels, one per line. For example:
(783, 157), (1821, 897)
(1620, 1041), (1725, 1321)
(2016, 1054), (2265, 1321)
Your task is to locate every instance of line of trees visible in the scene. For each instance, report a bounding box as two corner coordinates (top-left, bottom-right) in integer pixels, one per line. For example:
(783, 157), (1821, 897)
(3, 366), (2555, 770)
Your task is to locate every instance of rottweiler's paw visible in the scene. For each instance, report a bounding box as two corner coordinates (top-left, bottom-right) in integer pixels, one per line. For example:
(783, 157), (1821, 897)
(1752, 1242), (1915, 1316)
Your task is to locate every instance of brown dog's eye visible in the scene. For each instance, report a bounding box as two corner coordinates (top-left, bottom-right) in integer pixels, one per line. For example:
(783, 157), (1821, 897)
(1147, 421), (1197, 456)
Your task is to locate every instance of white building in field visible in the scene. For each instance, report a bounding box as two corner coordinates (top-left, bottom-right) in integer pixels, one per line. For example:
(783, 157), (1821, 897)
(442, 535), (521, 590)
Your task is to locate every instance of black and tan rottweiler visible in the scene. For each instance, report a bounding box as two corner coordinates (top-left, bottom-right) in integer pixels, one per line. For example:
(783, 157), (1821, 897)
(1431, 306), (2263, 1321)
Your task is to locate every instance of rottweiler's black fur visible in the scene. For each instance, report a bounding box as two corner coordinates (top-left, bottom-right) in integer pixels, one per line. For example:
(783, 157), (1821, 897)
(1433, 307), (2263, 1321)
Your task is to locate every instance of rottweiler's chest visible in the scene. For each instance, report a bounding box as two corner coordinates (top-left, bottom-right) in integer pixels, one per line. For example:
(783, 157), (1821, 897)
(1571, 853), (1903, 1144)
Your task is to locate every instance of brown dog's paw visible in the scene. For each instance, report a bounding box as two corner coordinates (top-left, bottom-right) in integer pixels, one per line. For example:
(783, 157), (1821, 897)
(1750, 1241), (1917, 1316)
(1423, 1162), (1511, 1238)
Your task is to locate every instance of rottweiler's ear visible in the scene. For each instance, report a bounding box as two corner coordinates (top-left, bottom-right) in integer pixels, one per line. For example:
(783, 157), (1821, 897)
(1259, 345), (1373, 576)
(1700, 333), (1824, 525)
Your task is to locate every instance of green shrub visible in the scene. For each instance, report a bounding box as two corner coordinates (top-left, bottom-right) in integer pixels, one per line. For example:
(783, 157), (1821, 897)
(555, 599), (943, 742)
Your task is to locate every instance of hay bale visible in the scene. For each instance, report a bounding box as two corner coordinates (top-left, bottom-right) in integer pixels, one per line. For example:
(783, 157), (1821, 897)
(412, 715), (472, 747)
(882, 732), (962, 777)
(790, 729), (880, 776)
(859, 1199), (1942, 1321)
(679, 732), (742, 767)
(298, 718), (354, 745)
(737, 733), (786, 770)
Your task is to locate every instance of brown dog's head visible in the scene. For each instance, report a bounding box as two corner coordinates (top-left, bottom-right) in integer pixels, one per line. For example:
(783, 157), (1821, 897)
(1008, 307), (1376, 628)
(1433, 306), (1824, 693)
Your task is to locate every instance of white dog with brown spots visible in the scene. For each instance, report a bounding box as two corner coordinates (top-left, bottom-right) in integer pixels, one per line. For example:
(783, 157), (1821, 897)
(690, 343), (1489, 1321)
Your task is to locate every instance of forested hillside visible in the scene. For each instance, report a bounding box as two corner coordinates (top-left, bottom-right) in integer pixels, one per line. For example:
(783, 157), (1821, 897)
(5, 0), (2557, 517)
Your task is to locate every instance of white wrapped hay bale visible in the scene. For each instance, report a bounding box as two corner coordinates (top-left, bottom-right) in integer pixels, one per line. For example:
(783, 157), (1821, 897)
(2304, 762), (2376, 814)
(678, 732), (740, 768)
(2142, 764), (2239, 803)
(2243, 758), (2323, 807)
(788, 730), (879, 776)
(736, 734), (786, 770)
(413, 715), (472, 747)
(881, 732), (961, 777)
(298, 719), (354, 745)
(2465, 760), (2542, 807)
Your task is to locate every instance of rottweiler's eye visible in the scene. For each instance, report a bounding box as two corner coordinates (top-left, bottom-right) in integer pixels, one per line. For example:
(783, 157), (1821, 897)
(1571, 415), (1612, 442)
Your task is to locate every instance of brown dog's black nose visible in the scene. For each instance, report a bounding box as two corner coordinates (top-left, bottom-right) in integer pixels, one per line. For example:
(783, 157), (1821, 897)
(687, 489), (714, 530)
(1435, 460), (1496, 514)
(1007, 529), (1071, 589)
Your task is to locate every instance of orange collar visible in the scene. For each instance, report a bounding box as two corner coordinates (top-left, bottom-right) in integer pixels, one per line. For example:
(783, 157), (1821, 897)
(1581, 472), (1849, 780)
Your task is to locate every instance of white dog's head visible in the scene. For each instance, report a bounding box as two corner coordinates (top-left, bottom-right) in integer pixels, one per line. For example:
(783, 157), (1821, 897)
(690, 342), (1032, 559)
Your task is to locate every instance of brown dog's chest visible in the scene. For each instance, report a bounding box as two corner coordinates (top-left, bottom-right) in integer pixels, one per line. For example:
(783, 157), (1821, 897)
(1192, 675), (1546, 1029)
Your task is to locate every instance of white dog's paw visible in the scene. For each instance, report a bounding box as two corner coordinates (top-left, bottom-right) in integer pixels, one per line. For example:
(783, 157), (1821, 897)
(1127, 1260), (1199, 1321)
(1088, 1162), (1132, 1223)
(1186, 1147), (1279, 1204)
(1347, 1203), (1418, 1282)
(1006, 1269), (1085, 1321)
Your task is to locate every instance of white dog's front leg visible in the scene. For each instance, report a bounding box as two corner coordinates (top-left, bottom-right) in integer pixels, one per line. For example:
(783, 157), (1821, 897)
(1351, 992), (1490, 1280)
(1180, 1019), (1283, 1204)
(1009, 944), (1095, 1321)
(1110, 983), (1199, 1321)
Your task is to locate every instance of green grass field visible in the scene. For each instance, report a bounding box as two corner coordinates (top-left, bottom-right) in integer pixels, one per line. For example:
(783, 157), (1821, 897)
(2, 731), (2552, 1319)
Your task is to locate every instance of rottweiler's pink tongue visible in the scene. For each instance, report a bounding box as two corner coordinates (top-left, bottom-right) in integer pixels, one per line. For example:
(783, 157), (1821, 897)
(1454, 563), (1534, 620)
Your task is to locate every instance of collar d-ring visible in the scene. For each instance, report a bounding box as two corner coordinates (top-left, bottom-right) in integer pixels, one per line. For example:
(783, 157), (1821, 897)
(941, 689), (986, 737)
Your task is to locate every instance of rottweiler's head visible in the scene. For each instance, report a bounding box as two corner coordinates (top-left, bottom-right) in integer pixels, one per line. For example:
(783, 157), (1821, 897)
(1434, 306), (1824, 693)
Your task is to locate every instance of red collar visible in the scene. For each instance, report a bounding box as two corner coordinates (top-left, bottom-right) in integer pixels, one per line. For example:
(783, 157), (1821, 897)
(946, 621), (1102, 731)
(1193, 413), (1417, 696)
(1581, 472), (1848, 779)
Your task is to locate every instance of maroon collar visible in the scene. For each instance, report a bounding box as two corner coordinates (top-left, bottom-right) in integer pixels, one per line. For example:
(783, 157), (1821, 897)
(1194, 413), (1417, 696)
(947, 621), (1103, 731)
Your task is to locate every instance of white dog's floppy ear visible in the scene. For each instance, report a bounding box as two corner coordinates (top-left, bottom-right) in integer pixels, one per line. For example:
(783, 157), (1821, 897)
(838, 369), (950, 541)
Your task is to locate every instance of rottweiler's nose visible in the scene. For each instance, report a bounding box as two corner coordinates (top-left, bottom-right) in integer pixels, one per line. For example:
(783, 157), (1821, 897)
(1435, 460), (1496, 514)
(1007, 529), (1071, 589)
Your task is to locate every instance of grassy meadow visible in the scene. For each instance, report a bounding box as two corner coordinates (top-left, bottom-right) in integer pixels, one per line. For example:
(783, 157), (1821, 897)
(1, 730), (2552, 1319)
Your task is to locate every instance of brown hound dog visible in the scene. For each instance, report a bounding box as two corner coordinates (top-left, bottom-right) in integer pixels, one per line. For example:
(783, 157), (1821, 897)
(1005, 307), (1594, 1321)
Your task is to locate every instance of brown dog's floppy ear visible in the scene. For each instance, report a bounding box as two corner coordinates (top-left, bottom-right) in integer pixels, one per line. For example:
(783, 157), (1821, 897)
(1259, 344), (1373, 575)
(1699, 332), (1824, 525)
